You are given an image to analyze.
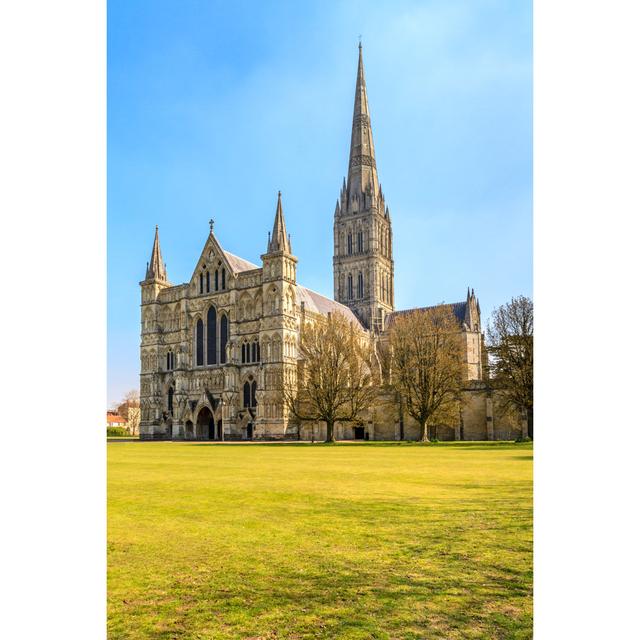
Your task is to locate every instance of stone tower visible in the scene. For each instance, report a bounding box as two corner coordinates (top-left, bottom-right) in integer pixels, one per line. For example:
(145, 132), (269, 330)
(333, 44), (394, 331)
(139, 226), (171, 433)
(259, 192), (299, 438)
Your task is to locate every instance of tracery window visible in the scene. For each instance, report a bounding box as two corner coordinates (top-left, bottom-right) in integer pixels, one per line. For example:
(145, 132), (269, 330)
(166, 350), (174, 370)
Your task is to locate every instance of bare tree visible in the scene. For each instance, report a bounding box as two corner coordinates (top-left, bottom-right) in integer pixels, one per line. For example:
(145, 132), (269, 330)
(284, 312), (376, 442)
(117, 389), (141, 436)
(389, 306), (465, 442)
(486, 296), (533, 438)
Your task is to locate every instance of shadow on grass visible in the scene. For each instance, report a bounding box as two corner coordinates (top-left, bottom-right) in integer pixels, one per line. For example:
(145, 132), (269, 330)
(168, 440), (532, 451)
(150, 550), (533, 639)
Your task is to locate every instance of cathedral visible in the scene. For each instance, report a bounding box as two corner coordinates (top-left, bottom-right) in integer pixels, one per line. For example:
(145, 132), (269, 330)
(139, 46), (525, 441)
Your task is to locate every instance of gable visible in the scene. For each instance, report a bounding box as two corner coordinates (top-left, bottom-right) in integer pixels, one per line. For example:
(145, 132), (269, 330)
(188, 234), (236, 290)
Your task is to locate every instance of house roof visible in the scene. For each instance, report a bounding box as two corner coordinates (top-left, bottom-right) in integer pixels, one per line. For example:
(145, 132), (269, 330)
(385, 301), (468, 330)
(106, 412), (127, 424)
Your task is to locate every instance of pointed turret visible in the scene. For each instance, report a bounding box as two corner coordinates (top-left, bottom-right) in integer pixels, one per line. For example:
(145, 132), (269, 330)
(267, 191), (291, 254)
(146, 225), (168, 281)
(465, 287), (481, 331)
(347, 43), (379, 200)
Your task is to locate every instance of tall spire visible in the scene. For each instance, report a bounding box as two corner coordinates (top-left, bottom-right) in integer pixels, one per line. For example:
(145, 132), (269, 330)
(347, 43), (379, 198)
(145, 225), (168, 281)
(333, 44), (394, 331)
(267, 191), (291, 253)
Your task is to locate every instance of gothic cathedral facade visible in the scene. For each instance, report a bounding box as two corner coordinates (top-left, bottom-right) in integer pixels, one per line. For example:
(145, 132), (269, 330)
(139, 47), (526, 441)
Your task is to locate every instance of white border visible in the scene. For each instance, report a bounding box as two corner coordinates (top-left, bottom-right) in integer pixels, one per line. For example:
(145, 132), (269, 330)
(0, 1), (106, 638)
(535, 1), (640, 637)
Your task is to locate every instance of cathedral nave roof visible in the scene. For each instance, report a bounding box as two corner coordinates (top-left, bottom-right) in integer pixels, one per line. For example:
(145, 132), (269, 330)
(384, 301), (469, 330)
(223, 251), (259, 273)
(295, 285), (362, 327)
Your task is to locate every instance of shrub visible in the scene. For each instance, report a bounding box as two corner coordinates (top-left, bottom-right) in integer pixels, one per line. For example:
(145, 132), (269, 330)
(107, 427), (130, 437)
(514, 435), (532, 443)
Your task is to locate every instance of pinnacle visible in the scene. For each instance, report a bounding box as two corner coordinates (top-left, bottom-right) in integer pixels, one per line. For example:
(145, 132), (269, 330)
(146, 225), (168, 281)
(268, 191), (291, 254)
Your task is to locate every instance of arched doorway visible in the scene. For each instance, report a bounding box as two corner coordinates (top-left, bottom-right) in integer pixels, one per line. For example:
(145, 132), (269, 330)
(185, 420), (194, 440)
(196, 407), (215, 440)
(354, 425), (365, 440)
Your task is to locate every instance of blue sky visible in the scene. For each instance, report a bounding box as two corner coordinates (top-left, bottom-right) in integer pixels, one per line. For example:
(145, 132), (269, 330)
(108, 0), (532, 405)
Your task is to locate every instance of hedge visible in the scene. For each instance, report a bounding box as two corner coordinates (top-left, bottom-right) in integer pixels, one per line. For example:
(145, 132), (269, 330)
(107, 427), (130, 437)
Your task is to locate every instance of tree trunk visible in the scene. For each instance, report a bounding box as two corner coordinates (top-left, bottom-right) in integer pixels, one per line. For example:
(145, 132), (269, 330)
(527, 407), (534, 440)
(419, 420), (430, 443)
(325, 420), (336, 443)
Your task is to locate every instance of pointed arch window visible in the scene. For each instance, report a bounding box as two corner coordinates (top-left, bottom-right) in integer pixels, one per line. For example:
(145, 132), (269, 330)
(347, 233), (353, 255)
(196, 319), (204, 366)
(199, 273), (204, 294)
(357, 231), (363, 253)
(206, 271), (210, 293)
(251, 381), (257, 408)
(220, 314), (228, 364)
(241, 343), (246, 364)
(221, 268), (226, 290)
(348, 274), (353, 300)
(166, 350), (174, 371)
(168, 386), (174, 415)
(251, 342), (257, 363)
(243, 382), (251, 408)
(256, 341), (261, 362)
(214, 270), (219, 291)
(357, 272), (364, 298)
(207, 306), (217, 365)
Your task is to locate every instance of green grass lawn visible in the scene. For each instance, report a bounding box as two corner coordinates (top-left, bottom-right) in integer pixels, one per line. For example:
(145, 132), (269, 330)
(108, 442), (532, 639)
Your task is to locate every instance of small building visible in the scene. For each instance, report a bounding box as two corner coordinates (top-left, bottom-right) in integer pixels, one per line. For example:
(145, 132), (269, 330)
(107, 412), (127, 429)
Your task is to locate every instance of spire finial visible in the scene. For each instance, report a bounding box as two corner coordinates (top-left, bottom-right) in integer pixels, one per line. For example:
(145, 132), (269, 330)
(209, 218), (214, 233)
